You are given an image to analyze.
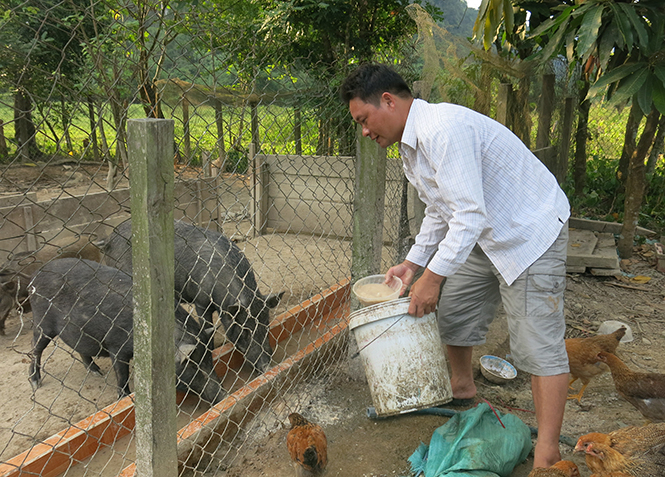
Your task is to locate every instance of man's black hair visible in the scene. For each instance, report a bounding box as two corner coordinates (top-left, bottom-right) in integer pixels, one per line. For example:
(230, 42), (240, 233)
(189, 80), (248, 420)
(340, 63), (412, 105)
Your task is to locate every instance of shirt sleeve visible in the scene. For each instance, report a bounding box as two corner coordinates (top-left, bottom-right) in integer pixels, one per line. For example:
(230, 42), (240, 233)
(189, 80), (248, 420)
(406, 122), (488, 277)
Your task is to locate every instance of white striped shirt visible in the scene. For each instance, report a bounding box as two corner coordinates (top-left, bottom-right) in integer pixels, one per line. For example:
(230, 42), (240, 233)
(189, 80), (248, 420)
(399, 99), (570, 285)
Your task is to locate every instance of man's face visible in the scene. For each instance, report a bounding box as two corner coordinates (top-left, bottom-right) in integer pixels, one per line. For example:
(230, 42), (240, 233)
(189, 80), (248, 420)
(348, 93), (402, 149)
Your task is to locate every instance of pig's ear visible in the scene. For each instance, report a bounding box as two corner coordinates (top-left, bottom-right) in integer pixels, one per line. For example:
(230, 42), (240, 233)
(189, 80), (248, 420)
(175, 343), (197, 363)
(265, 291), (285, 309)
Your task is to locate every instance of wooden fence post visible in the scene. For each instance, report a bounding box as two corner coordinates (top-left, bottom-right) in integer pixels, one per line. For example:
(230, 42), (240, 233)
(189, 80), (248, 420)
(0, 120), (7, 157)
(214, 99), (226, 170)
(182, 95), (191, 162)
(497, 83), (513, 128)
(251, 143), (267, 237)
(294, 107), (302, 155)
(251, 100), (259, 154)
(557, 96), (575, 184)
(126, 118), (177, 477)
(536, 74), (555, 150)
(352, 123), (387, 291)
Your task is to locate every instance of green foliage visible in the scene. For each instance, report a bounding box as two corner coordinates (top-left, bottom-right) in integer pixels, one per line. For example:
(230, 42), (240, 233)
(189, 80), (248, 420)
(527, 0), (665, 116)
(644, 160), (665, 234)
(224, 148), (249, 174)
(563, 152), (665, 236)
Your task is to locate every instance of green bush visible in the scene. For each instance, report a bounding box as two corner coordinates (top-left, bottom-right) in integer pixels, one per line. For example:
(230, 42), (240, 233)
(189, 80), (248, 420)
(225, 148), (249, 174)
(562, 154), (665, 237)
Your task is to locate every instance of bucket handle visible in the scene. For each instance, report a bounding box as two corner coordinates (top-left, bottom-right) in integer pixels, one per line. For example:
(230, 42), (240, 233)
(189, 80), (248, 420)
(351, 313), (408, 359)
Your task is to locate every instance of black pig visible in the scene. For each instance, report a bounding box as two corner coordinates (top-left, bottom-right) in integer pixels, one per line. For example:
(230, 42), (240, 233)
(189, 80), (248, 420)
(100, 220), (283, 373)
(28, 258), (225, 403)
(0, 234), (102, 335)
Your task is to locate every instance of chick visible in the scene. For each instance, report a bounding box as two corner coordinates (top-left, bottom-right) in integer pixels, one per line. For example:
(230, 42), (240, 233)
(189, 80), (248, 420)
(574, 422), (665, 475)
(565, 327), (626, 403)
(527, 460), (580, 476)
(598, 351), (665, 422)
(287, 412), (328, 476)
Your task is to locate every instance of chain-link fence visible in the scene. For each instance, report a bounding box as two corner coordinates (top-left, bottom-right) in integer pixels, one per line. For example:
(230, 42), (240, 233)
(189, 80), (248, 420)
(0, 1), (638, 476)
(0, 1), (410, 475)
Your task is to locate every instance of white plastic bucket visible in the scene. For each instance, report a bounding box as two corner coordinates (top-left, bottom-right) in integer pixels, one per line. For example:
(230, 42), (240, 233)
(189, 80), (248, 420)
(349, 297), (453, 417)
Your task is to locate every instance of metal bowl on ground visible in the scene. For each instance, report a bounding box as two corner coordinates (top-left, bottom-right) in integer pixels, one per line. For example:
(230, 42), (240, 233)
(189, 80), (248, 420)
(480, 355), (517, 385)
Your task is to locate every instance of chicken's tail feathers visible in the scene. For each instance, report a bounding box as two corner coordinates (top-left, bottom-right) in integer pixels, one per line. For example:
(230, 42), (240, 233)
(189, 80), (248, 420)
(295, 451), (325, 477)
(612, 326), (627, 341)
(302, 446), (321, 470)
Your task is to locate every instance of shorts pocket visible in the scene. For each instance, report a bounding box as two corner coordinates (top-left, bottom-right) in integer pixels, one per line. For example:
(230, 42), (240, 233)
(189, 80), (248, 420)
(527, 273), (565, 316)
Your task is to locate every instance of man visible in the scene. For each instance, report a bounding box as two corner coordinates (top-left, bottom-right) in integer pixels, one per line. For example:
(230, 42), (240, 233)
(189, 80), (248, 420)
(340, 63), (570, 469)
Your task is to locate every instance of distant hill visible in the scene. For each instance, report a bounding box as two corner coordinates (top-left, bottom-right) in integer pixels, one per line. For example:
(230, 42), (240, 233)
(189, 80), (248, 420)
(422, 0), (477, 39)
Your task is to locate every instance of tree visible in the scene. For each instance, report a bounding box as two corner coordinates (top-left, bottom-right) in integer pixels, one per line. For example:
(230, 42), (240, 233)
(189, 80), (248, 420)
(470, 0), (563, 146)
(258, 0), (442, 154)
(475, 0), (665, 257)
(527, 0), (665, 257)
(0, 0), (96, 161)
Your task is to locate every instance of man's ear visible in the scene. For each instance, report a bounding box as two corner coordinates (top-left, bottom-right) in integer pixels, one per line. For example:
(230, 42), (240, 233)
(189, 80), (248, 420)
(382, 91), (395, 110)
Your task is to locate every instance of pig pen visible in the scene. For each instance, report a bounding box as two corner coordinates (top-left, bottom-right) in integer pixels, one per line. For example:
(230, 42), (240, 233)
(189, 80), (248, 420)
(0, 230), (354, 477)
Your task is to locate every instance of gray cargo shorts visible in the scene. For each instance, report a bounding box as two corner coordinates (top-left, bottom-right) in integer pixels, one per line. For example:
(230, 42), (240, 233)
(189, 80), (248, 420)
(437, 224), (570, 376)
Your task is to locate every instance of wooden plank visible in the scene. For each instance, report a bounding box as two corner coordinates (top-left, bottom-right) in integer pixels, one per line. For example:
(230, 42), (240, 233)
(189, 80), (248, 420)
(497, 83), (512, 128)
(251, 144), (268, 236)
(536, 74), (555, 150)
(589, 267), (621, 276)
(567, 229), (597, 256)
(593, 233), (619, 260)
(558, 97), (575, 185)
(566, 266), (587, 274)
(22, 206), (36, 251)
(589, 232), (620, 274)
(566, 253), (620, 269)
(569, 217), (655, 237)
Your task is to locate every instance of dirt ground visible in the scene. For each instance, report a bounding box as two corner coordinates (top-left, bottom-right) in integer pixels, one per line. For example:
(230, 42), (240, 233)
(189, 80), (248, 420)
(220, 249), (665, 477)
(1, 160), (665, 477)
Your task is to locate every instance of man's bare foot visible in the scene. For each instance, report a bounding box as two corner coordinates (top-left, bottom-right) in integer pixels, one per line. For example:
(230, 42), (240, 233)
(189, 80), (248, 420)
(450, 377), (477, 400)
(532, 440), (561, 469)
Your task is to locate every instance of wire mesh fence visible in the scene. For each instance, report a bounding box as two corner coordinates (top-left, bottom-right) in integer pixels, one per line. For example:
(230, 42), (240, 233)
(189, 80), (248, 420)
(0, 1), (405, 475)
(0, 1), (638, 476)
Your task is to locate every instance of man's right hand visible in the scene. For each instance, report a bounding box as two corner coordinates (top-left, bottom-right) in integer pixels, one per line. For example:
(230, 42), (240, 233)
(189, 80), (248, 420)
(385, 261), (419, 297)
(407, 268), (445, 317)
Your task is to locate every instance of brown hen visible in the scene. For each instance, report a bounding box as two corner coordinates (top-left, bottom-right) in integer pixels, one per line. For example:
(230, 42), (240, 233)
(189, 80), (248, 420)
(598, 351), (665, 422)
(574, 422), (665, 476)
(565, 326), (626, 403)
(527, 460), (580, 476)
(287, 412), (328, 476)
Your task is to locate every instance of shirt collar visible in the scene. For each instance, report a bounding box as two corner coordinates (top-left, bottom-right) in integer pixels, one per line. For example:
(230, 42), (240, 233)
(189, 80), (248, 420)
(399, 98), (423, 154)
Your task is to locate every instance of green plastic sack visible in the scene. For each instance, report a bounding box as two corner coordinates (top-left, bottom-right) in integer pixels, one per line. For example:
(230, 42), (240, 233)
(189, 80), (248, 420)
(408, 402), (532, 477)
